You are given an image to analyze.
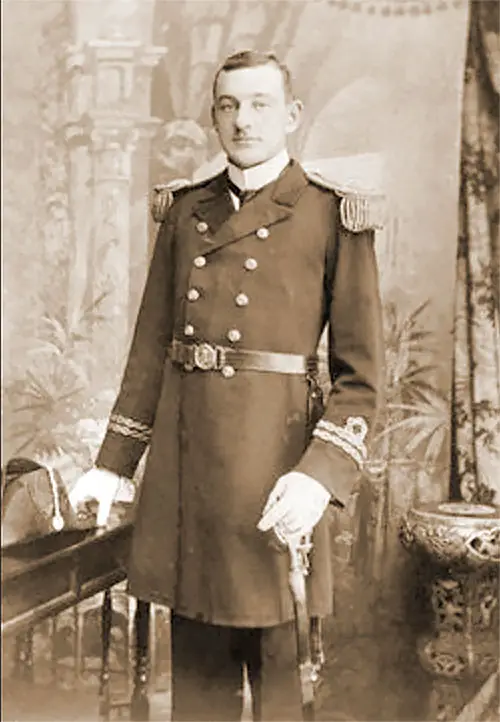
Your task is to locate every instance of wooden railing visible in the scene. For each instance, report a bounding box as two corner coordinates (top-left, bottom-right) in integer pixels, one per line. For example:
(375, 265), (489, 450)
(1, 520), (152, 721)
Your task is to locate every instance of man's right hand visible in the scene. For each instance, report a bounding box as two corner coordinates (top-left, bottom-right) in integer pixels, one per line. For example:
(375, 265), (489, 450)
(69, 468), (120, 527)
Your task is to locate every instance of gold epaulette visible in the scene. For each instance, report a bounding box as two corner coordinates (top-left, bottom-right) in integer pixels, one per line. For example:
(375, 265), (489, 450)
(306, 170), (386, 233)
(150, 178), (192, 223)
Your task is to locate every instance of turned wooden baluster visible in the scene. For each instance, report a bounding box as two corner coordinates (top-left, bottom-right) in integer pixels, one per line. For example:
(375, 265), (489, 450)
(51, 617), (58, 682)
(99, 589), (113, 721)
(130, 600), (151, 721)
(14, 628), (35, 683)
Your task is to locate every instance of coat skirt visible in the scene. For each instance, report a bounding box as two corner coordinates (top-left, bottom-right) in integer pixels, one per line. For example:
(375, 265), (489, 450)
(96, 162), (383, 627)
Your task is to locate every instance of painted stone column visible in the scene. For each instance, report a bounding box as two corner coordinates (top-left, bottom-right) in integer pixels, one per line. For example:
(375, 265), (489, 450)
(64, 1), (165, 396)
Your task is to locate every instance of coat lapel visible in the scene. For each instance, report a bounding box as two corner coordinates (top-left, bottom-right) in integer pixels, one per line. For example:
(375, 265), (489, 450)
(191, 161), (309, 255)
(190, 173), (234, 242)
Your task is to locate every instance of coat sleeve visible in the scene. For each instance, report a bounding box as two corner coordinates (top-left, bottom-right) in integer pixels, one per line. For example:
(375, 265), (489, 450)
(95, 213), (177, 479)
(295, 204), (385, 507)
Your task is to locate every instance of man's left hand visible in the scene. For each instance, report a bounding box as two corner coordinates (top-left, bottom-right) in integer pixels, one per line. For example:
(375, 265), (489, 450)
(257, 471), (331, 541)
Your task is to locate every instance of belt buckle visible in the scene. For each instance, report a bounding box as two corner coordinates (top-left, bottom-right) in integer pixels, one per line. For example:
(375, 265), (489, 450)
(193, 343), (218, 371)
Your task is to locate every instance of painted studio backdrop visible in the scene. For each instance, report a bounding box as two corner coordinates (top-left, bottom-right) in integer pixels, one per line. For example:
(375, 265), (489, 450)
(4, 0), (500, 718)
(5, 0), (499, 631)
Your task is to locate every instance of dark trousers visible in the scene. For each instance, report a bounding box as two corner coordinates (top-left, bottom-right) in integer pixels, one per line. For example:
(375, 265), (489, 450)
(171, 614), (302, 721)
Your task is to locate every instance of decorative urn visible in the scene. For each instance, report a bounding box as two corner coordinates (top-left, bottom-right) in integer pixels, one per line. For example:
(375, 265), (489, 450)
(399, 501), (500, 721)
(400, 501), (500, 570)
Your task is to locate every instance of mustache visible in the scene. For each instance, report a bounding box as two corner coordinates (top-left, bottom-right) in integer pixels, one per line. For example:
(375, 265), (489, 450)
(232, 134), (261, 141)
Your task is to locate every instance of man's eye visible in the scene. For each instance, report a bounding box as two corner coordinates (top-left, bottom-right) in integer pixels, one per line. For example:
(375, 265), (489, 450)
(253, 101), (269, 110)
(218, 102), (235, 112)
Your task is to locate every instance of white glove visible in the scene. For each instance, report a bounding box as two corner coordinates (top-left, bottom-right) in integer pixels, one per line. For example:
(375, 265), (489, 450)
(257, 471), (331, 541)
(69, 468), (120, 527)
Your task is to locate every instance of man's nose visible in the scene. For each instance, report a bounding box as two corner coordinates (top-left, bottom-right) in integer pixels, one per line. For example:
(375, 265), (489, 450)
(234, 104), (253, 131)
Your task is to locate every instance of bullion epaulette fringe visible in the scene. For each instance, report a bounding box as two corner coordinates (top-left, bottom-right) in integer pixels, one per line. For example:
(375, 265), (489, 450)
(305, 170), (386, 233)
(150, 178), (192, 223)
(108, 413), (152, 444)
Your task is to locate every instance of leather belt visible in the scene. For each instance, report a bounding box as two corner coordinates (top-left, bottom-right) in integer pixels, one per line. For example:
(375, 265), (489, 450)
(170, 339), (317, 376)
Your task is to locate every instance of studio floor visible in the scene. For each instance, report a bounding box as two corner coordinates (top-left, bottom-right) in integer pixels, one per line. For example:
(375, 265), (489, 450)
(3, 627), (498, 722)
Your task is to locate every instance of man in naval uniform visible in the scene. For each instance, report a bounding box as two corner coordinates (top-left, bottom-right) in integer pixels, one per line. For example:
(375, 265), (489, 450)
(70, 50), (384, 721)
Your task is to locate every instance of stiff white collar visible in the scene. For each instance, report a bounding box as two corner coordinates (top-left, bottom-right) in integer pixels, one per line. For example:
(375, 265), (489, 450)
(227, 149), (290, 192)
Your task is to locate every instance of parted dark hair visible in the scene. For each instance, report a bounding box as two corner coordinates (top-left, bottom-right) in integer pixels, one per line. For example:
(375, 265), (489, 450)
(212, 50), (295, 101)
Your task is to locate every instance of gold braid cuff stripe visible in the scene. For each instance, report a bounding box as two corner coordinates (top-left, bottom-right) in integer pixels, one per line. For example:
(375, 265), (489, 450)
(312, 416), (368, 468)
(108, 414), (152, 444)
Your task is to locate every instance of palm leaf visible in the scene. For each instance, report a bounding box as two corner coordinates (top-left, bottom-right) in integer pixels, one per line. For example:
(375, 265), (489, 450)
(424, 425), (448, 464)
(11, 401), (54, 413)
(39, 315), (69, 351)
(378, 415), (440, 437)
(403, 364), (439, 380)
(405, 424), (442, 454)
(407, 329), (433, 344)
(12, 434), (40, 456)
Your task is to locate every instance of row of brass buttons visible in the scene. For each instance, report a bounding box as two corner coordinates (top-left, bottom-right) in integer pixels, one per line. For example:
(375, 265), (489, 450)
(188, 254), (256, 307)
(183, 324), (242, 345)
(192, 255), (258, 271)
(184, 221), (268, 376)
(186, 288), (249, 307)
(195, 219), (270, 242)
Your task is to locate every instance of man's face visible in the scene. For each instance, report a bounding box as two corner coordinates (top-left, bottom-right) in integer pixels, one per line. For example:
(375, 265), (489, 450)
(212, 63), (302, 169)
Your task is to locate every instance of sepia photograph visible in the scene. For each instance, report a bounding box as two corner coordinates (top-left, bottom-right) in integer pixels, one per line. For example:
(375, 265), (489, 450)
(2, 1), (499, 721)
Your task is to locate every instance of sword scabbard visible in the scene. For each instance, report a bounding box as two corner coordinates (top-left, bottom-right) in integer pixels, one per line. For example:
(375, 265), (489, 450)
(288, 533), (317, 722)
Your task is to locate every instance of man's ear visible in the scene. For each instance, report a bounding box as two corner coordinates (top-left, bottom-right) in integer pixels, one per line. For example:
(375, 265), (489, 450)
(210, 104), (217, 129)
(286, 98), (303, 135)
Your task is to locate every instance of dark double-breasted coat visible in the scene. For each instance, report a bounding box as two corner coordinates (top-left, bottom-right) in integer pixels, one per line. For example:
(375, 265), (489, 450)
(96, 160), (384, 628)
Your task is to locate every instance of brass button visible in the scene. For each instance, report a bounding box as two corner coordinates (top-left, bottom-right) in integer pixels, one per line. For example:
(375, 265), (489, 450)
(221, 365), (235, 379)
(193, 255), (206, 268)
(187, 288), (200, 302)
(184, 324), (195, 337)
(196, 221), (208, 234)
(244, 258), (258, 271)
(256, 227), (269, 240)
(227, 328), (241, 343)
(235, 293), (249, 307)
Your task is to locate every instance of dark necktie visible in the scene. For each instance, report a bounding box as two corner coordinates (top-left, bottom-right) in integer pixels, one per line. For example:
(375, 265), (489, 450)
(227, 178), (258, 206)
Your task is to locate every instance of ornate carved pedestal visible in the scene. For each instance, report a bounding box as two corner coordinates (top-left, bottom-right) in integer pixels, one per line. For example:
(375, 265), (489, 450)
(400, 502), (500, 721)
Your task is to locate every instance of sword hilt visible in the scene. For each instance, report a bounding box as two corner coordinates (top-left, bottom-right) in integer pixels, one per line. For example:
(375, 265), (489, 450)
(287, 532), (313, 576)
(286, 532), (316, 721)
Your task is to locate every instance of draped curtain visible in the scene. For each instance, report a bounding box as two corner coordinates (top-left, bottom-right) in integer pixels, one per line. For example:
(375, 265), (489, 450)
(451, 0), (500, 504)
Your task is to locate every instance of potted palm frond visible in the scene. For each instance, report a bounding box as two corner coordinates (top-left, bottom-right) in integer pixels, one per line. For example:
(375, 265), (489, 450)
(315, 299), (451, 634)
(370, 299), (450, 484)
(3, 292), (116, 484)
(349, 299), (452, 591)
